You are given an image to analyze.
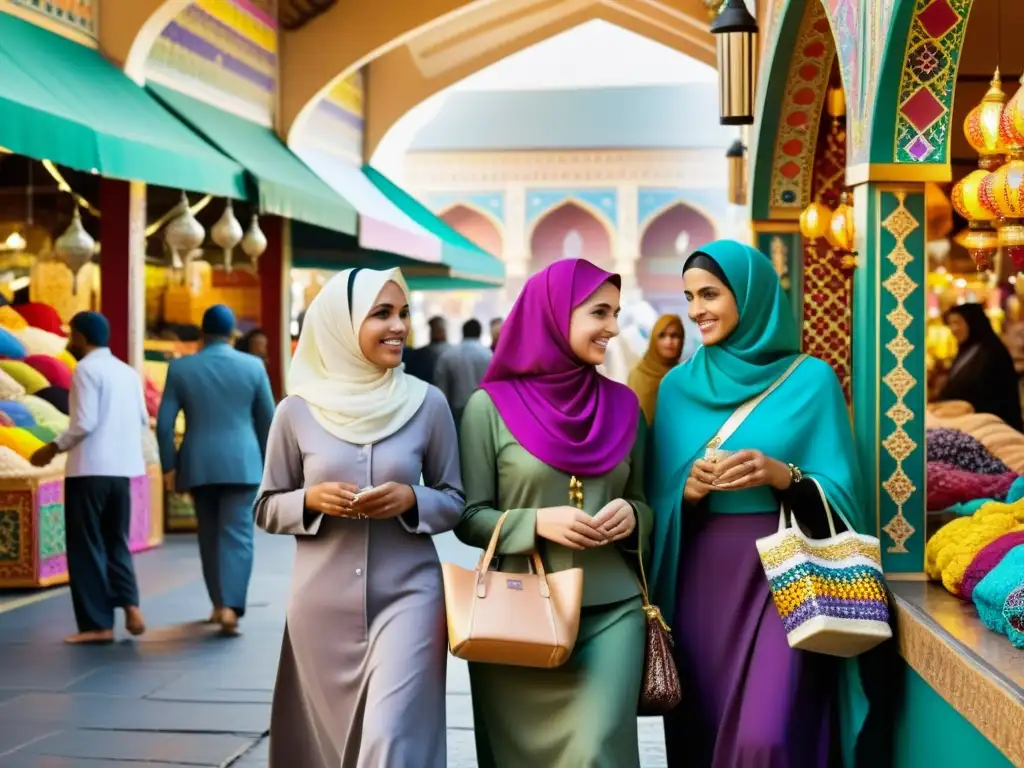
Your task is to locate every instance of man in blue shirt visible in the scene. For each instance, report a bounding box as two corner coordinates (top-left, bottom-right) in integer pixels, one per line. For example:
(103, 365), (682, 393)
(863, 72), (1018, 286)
(31, 311), (148, 644)
(157, 305), (275, 635)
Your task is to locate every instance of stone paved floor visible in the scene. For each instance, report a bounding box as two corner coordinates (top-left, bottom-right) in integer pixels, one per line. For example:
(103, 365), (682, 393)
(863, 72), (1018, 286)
(0, 531), (668, 767)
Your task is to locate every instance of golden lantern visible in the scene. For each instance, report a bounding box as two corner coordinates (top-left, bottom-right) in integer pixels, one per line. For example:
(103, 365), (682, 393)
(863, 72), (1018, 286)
(799, 201), (832, 240)
(953, 169), (1000, 270)
(725, 139), (747, 206)
(828, 192), (855, 252)
(964, 70), (1007, 169)
(826, 87), (846, 121)
(710, 0), (759, 125)
(1000, 73), (1024, 151)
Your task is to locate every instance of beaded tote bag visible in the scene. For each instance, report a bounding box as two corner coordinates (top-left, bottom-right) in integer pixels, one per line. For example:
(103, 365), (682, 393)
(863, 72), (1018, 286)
(756, 477), (892, 658)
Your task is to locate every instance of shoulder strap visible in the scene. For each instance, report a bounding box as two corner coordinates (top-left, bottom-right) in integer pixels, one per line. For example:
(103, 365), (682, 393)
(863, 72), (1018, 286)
(707, 354), (807, 452)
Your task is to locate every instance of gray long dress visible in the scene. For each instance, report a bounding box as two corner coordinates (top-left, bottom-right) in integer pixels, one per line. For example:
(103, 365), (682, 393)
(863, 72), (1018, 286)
(254, 389), (464, 768)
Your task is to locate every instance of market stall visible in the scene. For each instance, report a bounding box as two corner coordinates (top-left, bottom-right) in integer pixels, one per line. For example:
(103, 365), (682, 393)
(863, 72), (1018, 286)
(0, 301), (164, 589)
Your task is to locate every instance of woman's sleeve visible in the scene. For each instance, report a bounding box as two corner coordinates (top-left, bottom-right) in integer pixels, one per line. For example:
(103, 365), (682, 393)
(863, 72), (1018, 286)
(398, 389), (466, 535)
(454, 391), (538, 555)
(254, 399), (320, 536)
(619, 413), (654, 557)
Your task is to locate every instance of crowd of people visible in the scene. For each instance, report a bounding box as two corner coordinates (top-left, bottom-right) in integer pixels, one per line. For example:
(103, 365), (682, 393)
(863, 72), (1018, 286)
(33, 239), (905, 768)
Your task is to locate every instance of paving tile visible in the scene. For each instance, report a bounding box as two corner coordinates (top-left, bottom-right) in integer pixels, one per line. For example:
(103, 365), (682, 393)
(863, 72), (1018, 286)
(0, 722), (62, 756)
(0, 693), (269, 736)
(19, 729), (255, 765)
(65, 669), (184, 698)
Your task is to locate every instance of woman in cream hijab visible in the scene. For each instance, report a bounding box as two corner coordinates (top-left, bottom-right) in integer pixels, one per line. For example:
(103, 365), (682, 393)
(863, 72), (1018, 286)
(255, 267), (464, 768)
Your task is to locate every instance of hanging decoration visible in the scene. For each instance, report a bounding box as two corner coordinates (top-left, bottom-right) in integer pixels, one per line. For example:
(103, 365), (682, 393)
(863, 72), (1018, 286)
(710, 0), (758, 126)
(241, 214), (268, 271)
(726, 139), (748, 205)
(54, 205), (96, 286)
(798, 86), (857, 267)
(164, 191), (206, 284)
(211, 199), (243, 273)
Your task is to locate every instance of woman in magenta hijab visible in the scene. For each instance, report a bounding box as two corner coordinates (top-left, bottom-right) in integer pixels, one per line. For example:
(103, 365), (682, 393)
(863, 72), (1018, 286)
(455, 258), (652, 767)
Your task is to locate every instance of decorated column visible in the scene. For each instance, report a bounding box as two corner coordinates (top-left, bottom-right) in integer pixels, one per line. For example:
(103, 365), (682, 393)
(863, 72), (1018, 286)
(615, 183), (639, 293)
(257, 216), (289, 400)
(503, 184), (528, 300)
(99, 179), (147, 371)
(850, 182), (928, 575)
(752, 223), (803, 330)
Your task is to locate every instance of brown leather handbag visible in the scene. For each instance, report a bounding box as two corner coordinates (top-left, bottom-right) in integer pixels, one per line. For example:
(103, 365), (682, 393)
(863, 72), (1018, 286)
(441, 511), (584, 668)
(635, 517), (682, 715)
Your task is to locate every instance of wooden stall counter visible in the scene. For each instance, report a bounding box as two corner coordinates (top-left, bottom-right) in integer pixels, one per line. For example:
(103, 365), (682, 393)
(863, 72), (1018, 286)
(891, 582), (1023, 768)
(0, 466), (165, 588)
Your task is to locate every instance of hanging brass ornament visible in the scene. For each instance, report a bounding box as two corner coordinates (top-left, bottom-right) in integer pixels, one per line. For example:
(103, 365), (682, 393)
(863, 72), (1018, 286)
(54, 205), (96, 281)
(241, 214), (268, 270)
(211, 199), (243, 273)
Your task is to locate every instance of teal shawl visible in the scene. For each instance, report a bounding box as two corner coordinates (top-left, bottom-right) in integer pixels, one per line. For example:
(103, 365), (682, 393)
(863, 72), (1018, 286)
(646, 240), (872, 766)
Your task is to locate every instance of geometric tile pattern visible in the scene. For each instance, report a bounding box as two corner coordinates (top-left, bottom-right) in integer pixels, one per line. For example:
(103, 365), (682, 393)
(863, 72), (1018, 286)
(880, 193), (921, 554)
(769, 0), (836, 215)
(894, 0), (972, 163)
(9, 0), (96, 39)
(0, 490), (35, 582)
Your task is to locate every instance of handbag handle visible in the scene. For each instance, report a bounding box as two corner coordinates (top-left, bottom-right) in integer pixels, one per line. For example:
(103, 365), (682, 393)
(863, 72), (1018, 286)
(634, 505), (671, 633)
(476, 511), (552, 599)
(777, 475), (848, 538)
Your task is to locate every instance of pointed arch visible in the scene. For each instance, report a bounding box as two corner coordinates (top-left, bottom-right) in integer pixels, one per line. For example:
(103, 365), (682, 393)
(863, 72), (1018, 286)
(439, 204), (504, 258)
(637, 202), (717, 315)
(526, 196), (615, 246)
(529, 202), (613, 274)
(438, 200), (504, 235)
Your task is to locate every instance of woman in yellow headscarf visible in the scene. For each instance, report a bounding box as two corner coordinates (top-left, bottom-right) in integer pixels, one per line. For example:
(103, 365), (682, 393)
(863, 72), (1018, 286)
(627, 313), (684, 424)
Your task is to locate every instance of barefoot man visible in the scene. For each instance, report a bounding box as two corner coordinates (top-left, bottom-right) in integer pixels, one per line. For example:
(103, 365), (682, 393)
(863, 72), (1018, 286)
(31, 311), (147, 644)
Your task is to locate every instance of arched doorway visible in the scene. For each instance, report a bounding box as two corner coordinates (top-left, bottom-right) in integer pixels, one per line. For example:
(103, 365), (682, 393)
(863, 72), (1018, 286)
(637, 202), (716, 359)
(440, 204), (503, 257)
(529, 202), (613, 275)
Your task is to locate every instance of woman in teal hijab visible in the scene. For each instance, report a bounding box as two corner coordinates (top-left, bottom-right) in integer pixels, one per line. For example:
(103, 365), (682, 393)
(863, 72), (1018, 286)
(648, 240), (874, 767)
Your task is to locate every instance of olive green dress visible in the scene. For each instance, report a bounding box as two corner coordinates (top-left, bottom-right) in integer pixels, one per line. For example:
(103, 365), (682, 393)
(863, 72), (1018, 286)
(455, 389), (652, 768)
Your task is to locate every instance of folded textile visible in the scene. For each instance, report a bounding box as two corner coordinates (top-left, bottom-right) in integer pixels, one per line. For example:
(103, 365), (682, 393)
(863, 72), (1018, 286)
(0, 360), (49, 394)
(927, 428), (1010, 475)
(961, 530), (1024, 601)
(0, 445), (65, 478)
(23, 354), (72, 390)
(33, 386), (68, 415)
(18, 394), (69, 433)
(0, 370), (25, 400)
(13, 302), (66, 337)
(0, 327), (26, 360)
(0, 306), (28, 331)
(11, 326), (68, 357)
(973, 544), (1024, 634)
(926, 462), (1019, 511)
(925, 499), (1024, 592)
(0, 426), (45, 460)
(0, 400), (35, 428)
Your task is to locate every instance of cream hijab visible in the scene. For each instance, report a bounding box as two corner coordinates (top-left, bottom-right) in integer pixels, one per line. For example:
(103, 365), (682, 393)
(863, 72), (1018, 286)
(288, 267), (428, 445)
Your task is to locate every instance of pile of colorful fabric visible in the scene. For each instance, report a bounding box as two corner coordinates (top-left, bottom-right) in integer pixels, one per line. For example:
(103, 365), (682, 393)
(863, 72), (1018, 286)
(927, 503), (1024, 648)
(0, 302), (75, 416)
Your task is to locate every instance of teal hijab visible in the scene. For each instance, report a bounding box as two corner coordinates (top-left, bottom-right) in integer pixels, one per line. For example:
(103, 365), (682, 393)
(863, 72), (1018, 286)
(646, 240), (872, 767)
(647, 239), (868, 616)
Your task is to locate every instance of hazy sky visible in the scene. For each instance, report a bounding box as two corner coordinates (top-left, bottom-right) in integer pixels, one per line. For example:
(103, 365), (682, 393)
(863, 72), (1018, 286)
(372, 20), (715, 180)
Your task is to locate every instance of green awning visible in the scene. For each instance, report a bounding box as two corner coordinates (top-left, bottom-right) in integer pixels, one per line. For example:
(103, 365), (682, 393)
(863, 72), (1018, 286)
(149, 84), (358, 235)
(0, 12), (246, 198)
(362, 164), (505, 287)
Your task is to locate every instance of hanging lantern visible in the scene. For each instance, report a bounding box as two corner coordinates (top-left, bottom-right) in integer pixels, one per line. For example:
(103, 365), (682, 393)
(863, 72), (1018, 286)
(211, 199), (243, 273)
(165, 191), (205, 258)
(725, 139), (747, 206)
(1000, 73), (1024, 151)
(54, 205), (96, 281)
(241, 214), (268, 269)
(964, 70), (1007, 169)
(953, 169), (1000, 270)
(799, 201), (832, 240)
(828, 192), (855, 252)
(826, 87), (846, 121)
(710, 0), (759, 126)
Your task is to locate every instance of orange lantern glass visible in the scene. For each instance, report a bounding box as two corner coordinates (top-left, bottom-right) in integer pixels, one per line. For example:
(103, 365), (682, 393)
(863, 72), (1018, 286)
(964, 70), (1007, 168)
(828, 194), (855, 252)
(980, 161), (1024, 219)
(1001, 73), (1024, 151)
(799, 202), (831, 240)
(954, 169), (998, 221)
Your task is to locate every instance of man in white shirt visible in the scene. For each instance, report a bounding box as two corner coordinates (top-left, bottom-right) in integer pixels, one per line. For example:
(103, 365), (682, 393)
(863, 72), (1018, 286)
(31, 311), (148, 644)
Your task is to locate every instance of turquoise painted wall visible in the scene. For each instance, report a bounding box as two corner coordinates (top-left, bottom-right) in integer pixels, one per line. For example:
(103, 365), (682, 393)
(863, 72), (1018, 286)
(894, 664), (1012, 768)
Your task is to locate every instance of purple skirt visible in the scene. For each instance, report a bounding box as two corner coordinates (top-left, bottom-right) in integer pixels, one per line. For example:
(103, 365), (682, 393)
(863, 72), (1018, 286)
(664, 513), (837, 768)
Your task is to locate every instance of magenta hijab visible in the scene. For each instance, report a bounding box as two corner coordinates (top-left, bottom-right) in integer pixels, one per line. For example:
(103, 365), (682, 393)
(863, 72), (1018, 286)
(481, 258), (640, 476)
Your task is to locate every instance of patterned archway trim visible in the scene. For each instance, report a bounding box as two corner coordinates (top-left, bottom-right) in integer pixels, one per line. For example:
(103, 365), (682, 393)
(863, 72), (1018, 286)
(525, 196), (617, 245)
(768, 2), (836, 219)
(872, 0), (972, 166)
(751, 0), (836, 220)
(427, 191), (506, 226)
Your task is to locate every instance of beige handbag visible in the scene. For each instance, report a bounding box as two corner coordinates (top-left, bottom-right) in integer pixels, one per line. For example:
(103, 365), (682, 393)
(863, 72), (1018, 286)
(441, 511), (584, 668)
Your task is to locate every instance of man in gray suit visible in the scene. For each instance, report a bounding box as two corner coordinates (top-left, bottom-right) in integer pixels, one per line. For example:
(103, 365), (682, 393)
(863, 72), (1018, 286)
(434, 318), (493, 430)
(156, 305), (275, 634)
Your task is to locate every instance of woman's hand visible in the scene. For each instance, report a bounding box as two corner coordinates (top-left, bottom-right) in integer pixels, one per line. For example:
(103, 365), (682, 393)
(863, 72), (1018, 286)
(351, 482), (417, 519)
(536, 506), (606, 550)
(711, 450), (791, 491)
(684, 459), (717, 503)
(591, 499), (636, 542)
(305, 482), (360, 517)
